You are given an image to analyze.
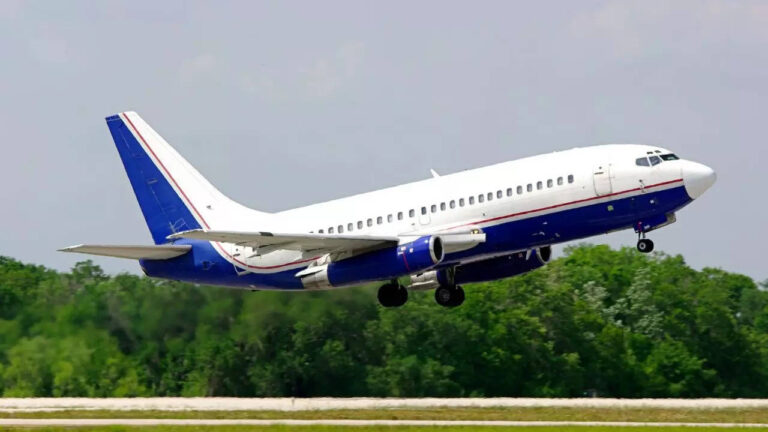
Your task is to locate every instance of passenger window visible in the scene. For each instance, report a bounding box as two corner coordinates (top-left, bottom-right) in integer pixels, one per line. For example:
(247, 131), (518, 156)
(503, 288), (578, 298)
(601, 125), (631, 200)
(431, 204), (437, 213)
(478, 194), (484, 203)
(409, 209), (415, 218)
(547, 179), (553, 188)
(440, 202), (446, 211)
(506, 188), (512, 197)
(377, 216), (383, 224)
(319, 229), (324, 234)
(397, 212), (403, 220)
(469, 196), (475, 205)
(357, 221), (363, 229)
(636, 157), (650, 167)
(338, 225), (344, 233)
(527, 184), (533, 192)
(649, 155), (661, 166)
(497, 190), (502, 199)
(367, 218), (373, 227)
(421, 207), (427, 215)
(568, 175), (574, 183)
(487, 192), (493, 201)
(449, 200), (456, 209)
(517, 185), (523, 194)
(557, 177), (563, 185)
(387, 214), (393, 223)
(536, 181), (543, 190)
(348, 223), (353, 231)
(329, 227), (334, 234)
(459, 198), (465, 207)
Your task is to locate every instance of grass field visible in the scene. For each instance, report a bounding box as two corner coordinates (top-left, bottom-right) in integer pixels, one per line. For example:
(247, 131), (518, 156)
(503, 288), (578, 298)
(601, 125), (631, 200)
(2, 407), (768, 423)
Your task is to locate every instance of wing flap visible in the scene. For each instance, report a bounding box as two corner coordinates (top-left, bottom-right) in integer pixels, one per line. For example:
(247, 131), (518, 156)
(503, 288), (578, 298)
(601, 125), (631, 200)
(59, 244), (192, 260)
(167, 229), (399, 253)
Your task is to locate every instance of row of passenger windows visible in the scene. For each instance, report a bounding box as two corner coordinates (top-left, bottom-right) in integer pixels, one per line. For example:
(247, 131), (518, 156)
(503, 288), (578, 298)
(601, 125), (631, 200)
(315, 174), (575, 234)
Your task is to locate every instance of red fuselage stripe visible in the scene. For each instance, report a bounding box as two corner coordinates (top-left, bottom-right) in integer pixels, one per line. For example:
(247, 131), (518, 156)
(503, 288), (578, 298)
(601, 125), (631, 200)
(444, 178), (684, 231)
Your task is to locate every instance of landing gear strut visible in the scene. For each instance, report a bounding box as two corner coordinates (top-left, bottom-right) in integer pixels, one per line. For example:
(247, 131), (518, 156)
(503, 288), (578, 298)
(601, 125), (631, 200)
(378, 281), (408, 307)
(636, 232), (654, 253)
(435, 285), (465, 308)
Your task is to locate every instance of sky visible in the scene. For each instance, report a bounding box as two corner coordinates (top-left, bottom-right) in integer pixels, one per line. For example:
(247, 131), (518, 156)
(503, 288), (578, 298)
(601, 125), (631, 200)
(0, 1), (766, 281)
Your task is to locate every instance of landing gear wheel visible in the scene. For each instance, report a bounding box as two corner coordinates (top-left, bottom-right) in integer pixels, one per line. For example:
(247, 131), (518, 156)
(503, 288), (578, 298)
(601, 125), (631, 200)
(378, 282), (408, 307)
(435, 285), (465, 308)
(637, 238), (654, 253)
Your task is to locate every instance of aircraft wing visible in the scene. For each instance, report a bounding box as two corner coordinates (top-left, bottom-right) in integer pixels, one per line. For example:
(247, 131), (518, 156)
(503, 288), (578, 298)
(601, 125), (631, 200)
(166, 229), (400, 254)
(59, 244), (192, 260)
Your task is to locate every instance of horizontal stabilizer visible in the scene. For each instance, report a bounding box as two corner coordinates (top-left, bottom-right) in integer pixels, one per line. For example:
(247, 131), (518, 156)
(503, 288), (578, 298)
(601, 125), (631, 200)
(58, 244), (192, 260)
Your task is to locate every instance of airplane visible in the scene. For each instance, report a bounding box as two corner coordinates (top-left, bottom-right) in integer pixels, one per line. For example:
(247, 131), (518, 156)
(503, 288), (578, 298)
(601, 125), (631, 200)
(60, 112), (716, 308)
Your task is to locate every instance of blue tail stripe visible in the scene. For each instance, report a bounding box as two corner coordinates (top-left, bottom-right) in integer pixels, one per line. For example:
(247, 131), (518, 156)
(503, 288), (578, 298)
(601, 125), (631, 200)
(106, 114), (201, 245)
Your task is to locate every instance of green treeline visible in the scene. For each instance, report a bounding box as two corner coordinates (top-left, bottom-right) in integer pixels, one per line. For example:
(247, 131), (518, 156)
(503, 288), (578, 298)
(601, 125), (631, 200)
(0, 245), (767, 397)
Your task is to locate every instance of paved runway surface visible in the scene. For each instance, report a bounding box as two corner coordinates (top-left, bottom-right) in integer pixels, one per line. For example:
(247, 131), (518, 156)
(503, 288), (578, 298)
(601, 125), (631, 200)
(1, 419), (768, 428)
(3, 397), (768, 412)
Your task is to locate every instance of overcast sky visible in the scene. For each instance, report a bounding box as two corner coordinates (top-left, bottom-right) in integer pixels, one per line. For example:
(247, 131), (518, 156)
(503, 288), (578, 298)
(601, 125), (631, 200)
(1, 1), (766, 281)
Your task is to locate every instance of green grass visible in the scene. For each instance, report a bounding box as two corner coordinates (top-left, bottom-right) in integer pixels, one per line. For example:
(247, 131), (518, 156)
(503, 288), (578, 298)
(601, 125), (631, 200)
(2, 407), (768, 423)
(3, 427), (768, 432)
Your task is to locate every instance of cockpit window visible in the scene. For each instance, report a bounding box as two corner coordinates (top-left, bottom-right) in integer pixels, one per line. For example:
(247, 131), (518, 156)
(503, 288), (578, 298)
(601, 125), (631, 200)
(649, 155), (661, 166)
(636, 157), (650, 167)
(660, 153), (679, 161)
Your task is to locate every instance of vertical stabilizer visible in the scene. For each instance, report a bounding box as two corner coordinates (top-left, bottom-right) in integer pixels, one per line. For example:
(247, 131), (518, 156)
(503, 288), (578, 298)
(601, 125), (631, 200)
(106, 112), (268, 245)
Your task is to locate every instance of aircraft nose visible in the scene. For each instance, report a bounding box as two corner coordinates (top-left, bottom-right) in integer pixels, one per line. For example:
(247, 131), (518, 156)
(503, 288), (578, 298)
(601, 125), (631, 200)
(682, 161), (716, 199)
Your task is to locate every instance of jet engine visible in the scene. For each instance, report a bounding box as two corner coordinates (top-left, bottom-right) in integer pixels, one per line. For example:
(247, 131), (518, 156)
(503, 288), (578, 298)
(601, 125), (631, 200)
(408, 246), (551, 289)
(301, 235), (444, 289)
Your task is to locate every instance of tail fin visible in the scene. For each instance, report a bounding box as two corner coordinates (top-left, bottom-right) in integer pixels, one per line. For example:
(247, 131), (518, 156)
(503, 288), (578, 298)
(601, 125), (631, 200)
(106, 112), (268, 245)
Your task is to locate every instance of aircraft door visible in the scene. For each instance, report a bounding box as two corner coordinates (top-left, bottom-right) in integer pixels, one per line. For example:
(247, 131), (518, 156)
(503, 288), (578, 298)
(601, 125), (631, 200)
(593, 164), (613, 196)
(419, 207), (431, 225)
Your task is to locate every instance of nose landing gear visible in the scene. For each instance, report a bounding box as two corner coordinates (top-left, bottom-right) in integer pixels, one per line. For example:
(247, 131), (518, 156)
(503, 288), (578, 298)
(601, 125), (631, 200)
(637, 238), (654, 253)
(634, 221), (655, 254)
(636, 232), (654, 253)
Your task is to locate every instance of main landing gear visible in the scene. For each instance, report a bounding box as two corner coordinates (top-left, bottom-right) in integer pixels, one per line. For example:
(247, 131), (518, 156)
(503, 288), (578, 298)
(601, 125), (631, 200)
(435, 285), (465, 308)
(378, 281), (408, 307)
(377, 279), (466, 308)
(636, 233), (654, 253)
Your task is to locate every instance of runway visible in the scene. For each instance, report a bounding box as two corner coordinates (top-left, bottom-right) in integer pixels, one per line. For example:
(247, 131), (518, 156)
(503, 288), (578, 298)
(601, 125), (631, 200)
(1, 419), (768, 427)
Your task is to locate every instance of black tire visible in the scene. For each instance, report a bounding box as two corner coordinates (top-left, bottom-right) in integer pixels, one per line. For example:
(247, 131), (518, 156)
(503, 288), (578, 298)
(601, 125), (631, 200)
(378, 283), (407, 307)
(637, 238), (654, 253)
(450, 285), (466, 307)
(435, 286), (454, 307)
(377, 283), (394, 307)
(435, 285), (465, 308)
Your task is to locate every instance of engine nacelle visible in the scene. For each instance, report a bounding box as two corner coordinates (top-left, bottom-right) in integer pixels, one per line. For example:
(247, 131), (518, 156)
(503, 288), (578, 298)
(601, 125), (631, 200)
(453, 246), (551, 285)
(406, 246), (551, 289)
(301, 235), (444, 289)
